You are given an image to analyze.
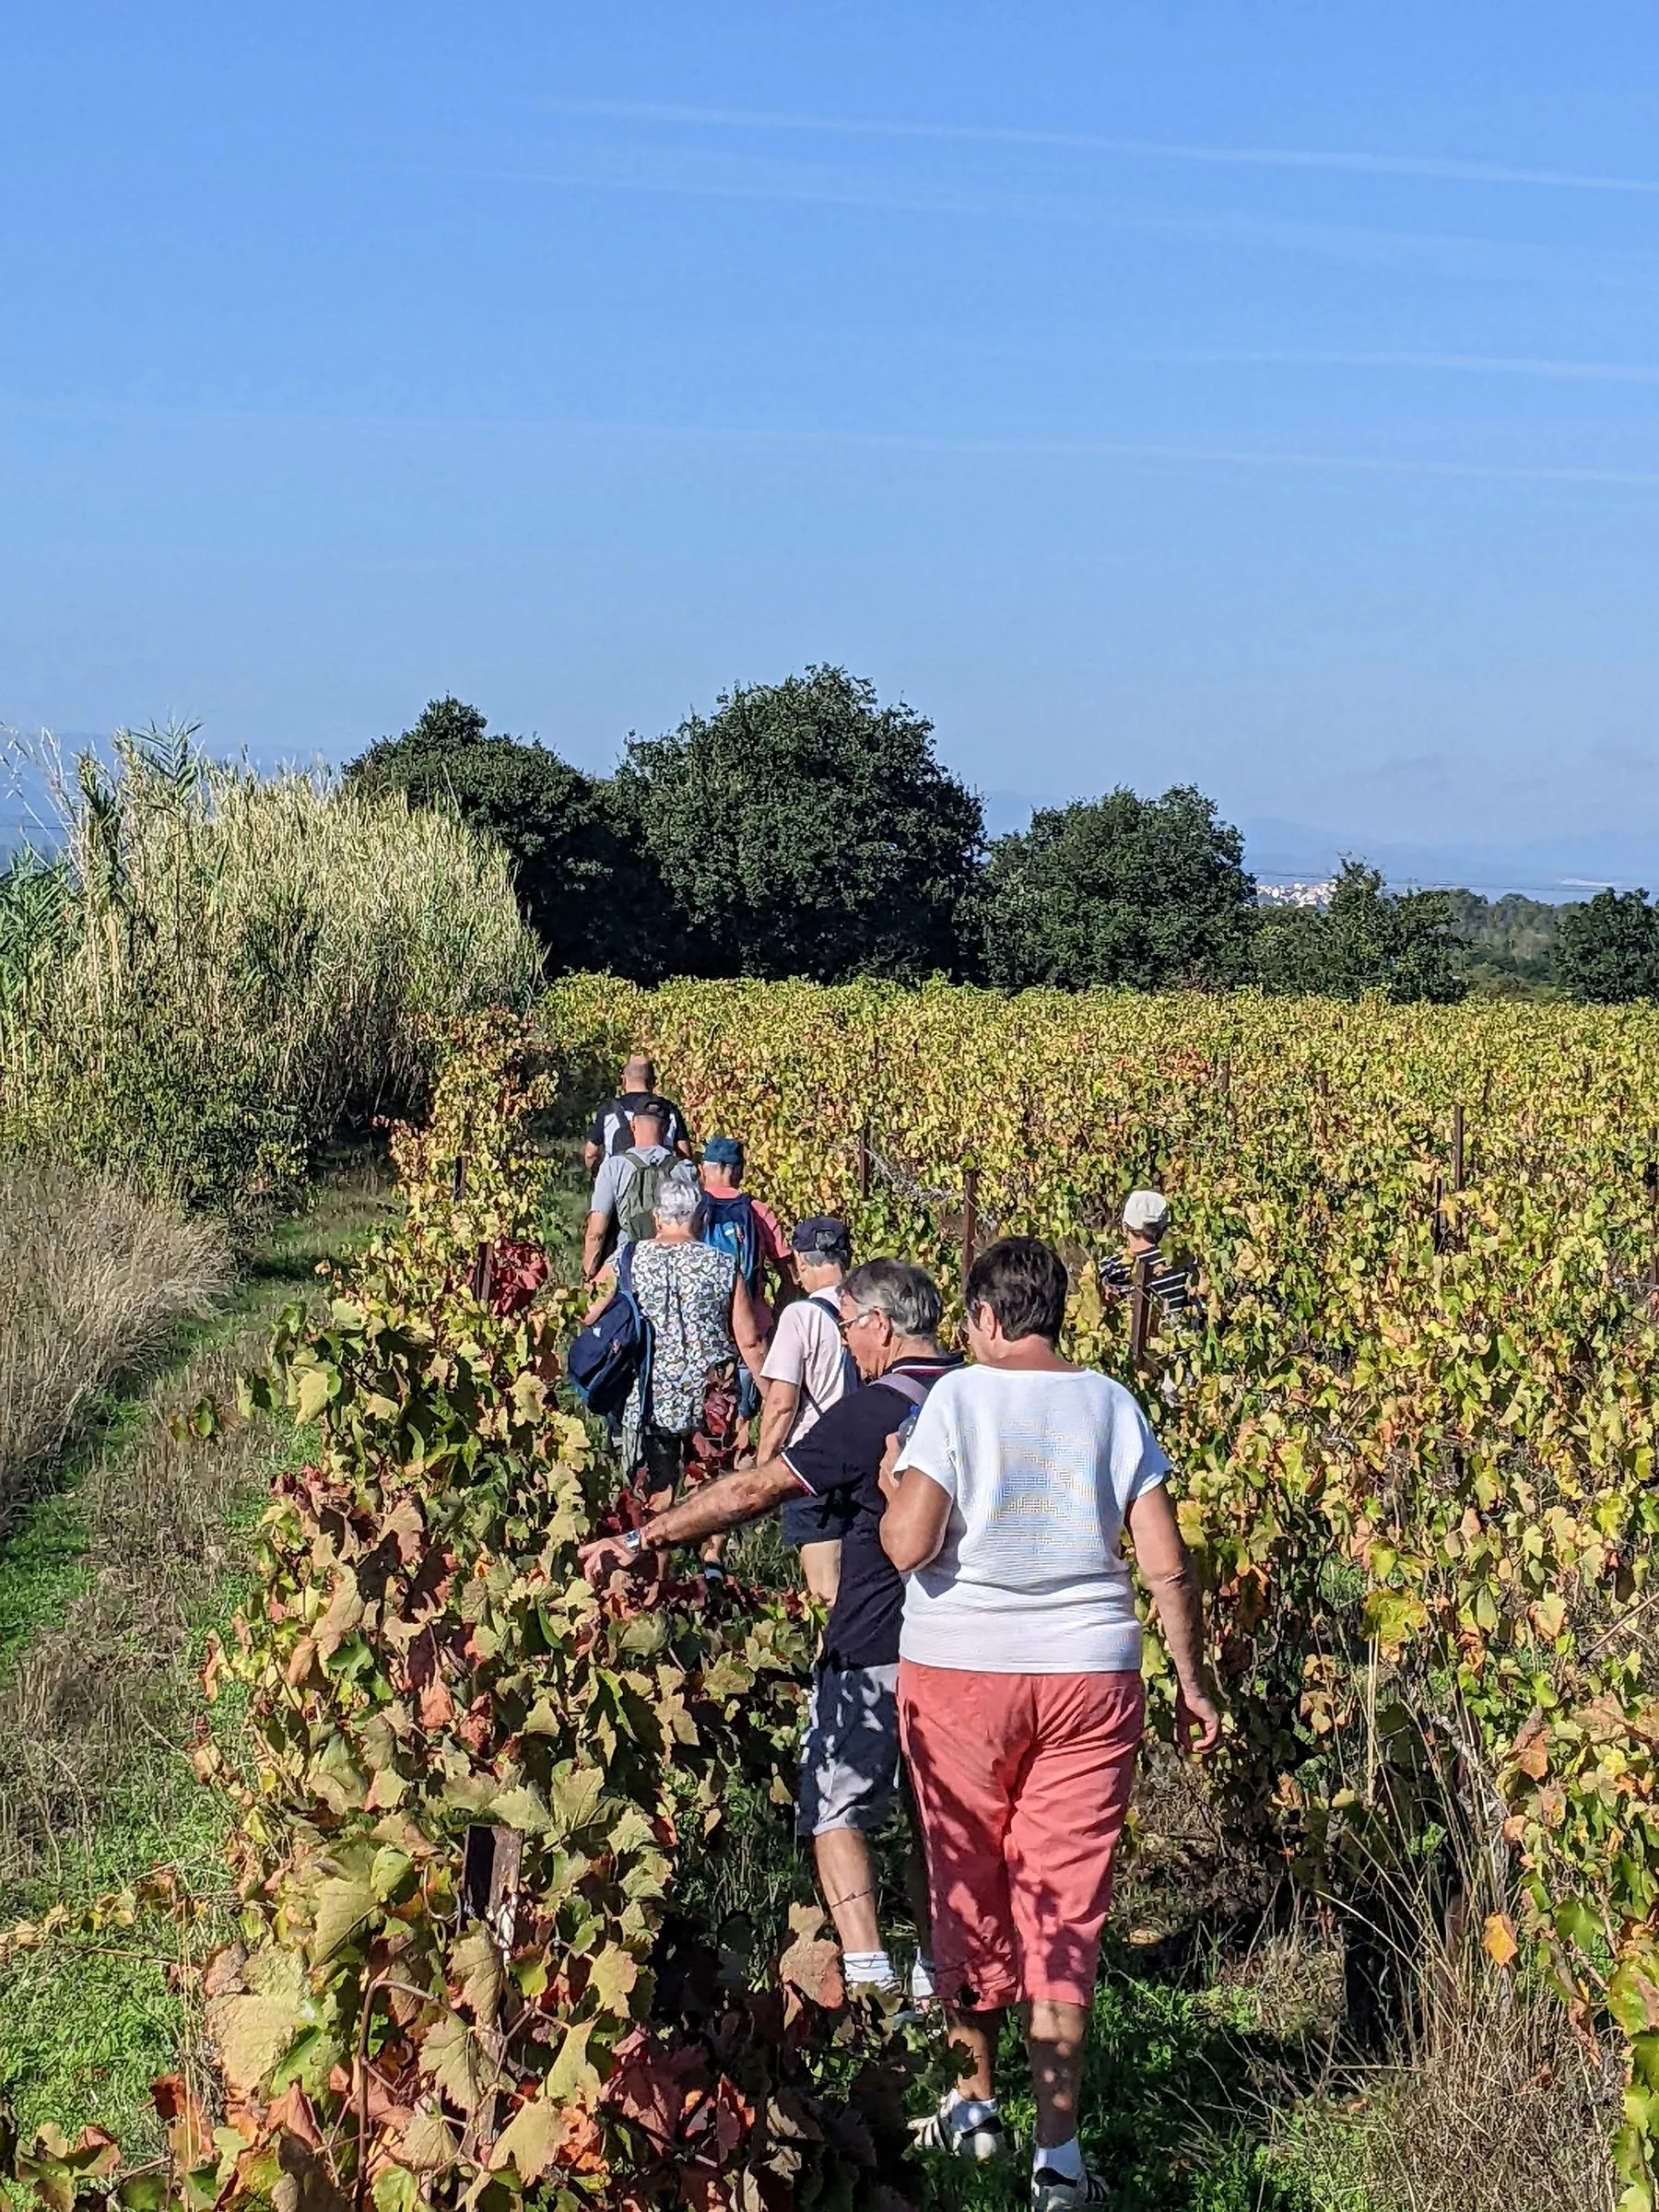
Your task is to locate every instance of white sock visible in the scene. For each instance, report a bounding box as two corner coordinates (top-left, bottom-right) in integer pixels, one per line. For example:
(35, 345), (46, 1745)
(1034, 2136), (1084, 2181)
(910, 1953), (936, 2001)
(946, 2088), (997, 2124)
(842, 1947), (894, 1985)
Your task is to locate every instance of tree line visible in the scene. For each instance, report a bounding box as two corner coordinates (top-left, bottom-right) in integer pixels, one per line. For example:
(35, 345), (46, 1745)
(347, 670), (1657, 1003)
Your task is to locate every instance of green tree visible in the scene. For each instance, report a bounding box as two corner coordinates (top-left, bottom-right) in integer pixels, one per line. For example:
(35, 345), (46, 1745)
(616, 666), (985, 981)
(1557, 887), (1659, 1002)
(1255, 860), (1466, 1002)
(347, 699), (671, 976)
(980, 784), (1256, 991)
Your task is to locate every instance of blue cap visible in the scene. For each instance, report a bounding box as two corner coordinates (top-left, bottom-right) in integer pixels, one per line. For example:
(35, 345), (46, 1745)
(701, 1135), (744, 1169)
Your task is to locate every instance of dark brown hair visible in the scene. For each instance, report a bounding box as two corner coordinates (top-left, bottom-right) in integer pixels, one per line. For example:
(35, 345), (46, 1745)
(964, 1236), (1068, 1345)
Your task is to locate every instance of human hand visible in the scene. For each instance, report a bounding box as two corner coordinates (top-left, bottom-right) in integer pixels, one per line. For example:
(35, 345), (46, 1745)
(1174, 1677), (1223, 1758)
(578, 1534), (648, 1584)
(877, 1430), (904, 1502)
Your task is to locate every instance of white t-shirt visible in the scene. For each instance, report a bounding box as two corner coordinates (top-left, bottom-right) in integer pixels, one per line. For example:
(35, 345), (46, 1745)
(893, 1365), (1170, 1673)
(761, 1290), (853, 1447)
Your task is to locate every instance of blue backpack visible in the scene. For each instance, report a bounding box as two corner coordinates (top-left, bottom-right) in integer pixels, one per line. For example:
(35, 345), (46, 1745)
(566, 1246), (652, 1420)
(699, 1191), (762, 1292)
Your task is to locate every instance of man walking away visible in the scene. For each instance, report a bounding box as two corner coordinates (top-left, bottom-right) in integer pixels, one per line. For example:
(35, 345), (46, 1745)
(579, 1259), (956, 2004)
(582, 1100), (695, 1283)
(759, 1217), (856, 1605)
(584, 1054), (692, 1171)
(1100, 1189), (1190, 1324)
(697, 1136), (790, 1344)
(881, 1237), (1221, 2206)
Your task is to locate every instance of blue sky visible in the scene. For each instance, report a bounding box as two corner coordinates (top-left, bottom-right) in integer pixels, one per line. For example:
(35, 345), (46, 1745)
(5, 5), (1659, 893)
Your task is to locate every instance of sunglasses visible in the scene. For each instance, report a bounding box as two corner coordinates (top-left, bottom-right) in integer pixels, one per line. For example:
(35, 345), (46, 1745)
(838, 1306), (883, 1340)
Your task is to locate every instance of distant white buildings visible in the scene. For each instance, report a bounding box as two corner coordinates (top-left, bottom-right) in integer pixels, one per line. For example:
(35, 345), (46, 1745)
(1256, 879), (1336, 910)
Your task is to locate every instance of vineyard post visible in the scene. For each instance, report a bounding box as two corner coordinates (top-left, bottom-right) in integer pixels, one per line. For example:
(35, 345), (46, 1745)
(961, 1163), (980, 1298)
(460, 1823), (524, 2154)
(469, 1240), (496, 1306)
(1431, 1175), (1446, 1255)
(453, 1154), (466, 1201)
(1646, 1138), (1658, 1314)
(1130, 1252), (1154, 1371)
(856, 1124), (870, 1202)
(1452, 1103), (1465, 1194)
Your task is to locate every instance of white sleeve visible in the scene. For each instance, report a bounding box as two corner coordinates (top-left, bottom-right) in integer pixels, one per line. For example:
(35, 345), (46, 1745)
(894, 1380), (959, 1500)
(1120, 1396), (1171, 1501)
(761, 1306), (806, 1386)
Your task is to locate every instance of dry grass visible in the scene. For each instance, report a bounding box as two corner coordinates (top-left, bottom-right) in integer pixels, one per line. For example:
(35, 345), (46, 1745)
(0, 1162), (394, 1890)
(0, 1162), (229, 1522)
(1277, 1981), (1619, 2212)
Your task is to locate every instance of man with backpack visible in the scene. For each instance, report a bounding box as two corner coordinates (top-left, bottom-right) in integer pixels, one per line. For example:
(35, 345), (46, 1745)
(581, 1100), (698, 1284)
(759, 1217), (856, 1605)
(696, 1136), (789, 1342)
(583, 1054), (692, 1172)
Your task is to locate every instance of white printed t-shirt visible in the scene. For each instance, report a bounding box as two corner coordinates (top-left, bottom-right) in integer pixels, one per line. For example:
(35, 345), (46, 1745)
(892, 1364), (1170, 1673)
(761, 1291), (853, 1448)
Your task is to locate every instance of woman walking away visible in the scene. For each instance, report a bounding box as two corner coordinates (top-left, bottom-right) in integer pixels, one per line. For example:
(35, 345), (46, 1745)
(583, 1176), (768, 1564)
(880, 1236), (1221, 2210)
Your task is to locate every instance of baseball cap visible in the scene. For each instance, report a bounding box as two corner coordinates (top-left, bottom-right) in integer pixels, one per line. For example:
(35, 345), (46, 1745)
(1124, 1189), (1171, 1236)
(791, 1215), (852, 1264)
(701, 1134), (744, 1169)
(628, 1095), (673, 1126)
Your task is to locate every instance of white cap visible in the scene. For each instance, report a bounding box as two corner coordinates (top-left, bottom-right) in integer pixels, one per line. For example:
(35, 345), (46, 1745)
(1124, 1189), (1171, 1236)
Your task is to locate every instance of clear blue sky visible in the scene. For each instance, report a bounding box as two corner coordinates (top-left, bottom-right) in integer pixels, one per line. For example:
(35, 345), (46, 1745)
(5, 5), (1659, 893)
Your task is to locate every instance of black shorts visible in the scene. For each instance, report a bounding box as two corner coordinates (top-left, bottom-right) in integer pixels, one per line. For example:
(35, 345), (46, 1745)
(782, 1487), (852, 1548)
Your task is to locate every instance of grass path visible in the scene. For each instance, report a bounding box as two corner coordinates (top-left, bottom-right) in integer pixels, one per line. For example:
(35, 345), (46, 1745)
(0, 1160), (396, 2154)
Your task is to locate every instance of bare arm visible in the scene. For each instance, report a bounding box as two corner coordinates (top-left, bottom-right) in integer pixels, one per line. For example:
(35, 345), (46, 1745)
(1124, 1482), (1222, 1755)
(581, 1269), (616, 1327)
(730, 1276), (768, 1386)
(758, 1378), (801, 1465)
(878, 1465), (952, 1574)
(578, 1457), (803, 1580)
(582, 1140), (602, 1174)
(581, 1212), (608, 1283)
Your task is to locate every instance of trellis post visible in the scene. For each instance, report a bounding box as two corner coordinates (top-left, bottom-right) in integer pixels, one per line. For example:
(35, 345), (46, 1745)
(961, 1164), (980, 1299)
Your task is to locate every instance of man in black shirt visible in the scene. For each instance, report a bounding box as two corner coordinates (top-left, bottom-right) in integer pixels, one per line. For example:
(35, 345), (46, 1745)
(580, 1257), (958, 1996)
(583, 1053), (692, 1171)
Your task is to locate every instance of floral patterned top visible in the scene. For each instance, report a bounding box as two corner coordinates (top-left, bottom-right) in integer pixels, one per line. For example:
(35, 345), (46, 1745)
(625, 1238), (738, 1440)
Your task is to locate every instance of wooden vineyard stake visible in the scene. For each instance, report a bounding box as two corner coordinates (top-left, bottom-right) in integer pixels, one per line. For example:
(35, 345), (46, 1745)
(1431, 1174), (1446, 1255)
(856, 1124), (870, 1202)
(961, 1164), (980, 1298)
(469, 1239), (496, 1306)
(1130, 1252), (1155, 1371)
(1646, 1139), (1658, 1315)
(1453, 1103), (1465, 1194)
(459, 1823), (524, 2158)
(452, 1153), (466, 1201)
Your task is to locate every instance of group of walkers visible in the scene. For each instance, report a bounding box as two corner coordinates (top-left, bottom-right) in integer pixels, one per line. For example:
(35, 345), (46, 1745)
(573, 1054), (1221, 2212)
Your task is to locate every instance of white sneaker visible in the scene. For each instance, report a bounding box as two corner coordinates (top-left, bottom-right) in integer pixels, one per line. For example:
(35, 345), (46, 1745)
(910, 2093), (1007, 2162)
(1030, 2159), (1112, 2207)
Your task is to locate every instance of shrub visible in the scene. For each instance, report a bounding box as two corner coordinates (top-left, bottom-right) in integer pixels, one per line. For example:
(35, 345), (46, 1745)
(0, 726), (542, 1216)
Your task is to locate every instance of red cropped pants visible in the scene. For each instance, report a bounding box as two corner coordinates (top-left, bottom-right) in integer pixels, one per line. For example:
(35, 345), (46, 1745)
(898, 1659), (1145, 2010)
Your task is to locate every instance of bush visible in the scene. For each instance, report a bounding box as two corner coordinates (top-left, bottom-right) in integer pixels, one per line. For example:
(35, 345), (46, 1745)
(0, 727), (542, 1215)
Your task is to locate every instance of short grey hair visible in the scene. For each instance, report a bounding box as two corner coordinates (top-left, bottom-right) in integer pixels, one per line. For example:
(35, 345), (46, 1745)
(653, 1173), (701, 1227)
(841, 1258), (941, 1339)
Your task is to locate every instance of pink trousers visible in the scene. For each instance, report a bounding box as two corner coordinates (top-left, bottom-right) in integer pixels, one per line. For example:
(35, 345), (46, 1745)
(898, 1659), (1145, 2010)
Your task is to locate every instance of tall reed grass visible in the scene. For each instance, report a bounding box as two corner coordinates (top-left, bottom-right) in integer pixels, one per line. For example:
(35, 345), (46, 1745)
(0, 1161), (229, 1522)
(0, 725), (541, 1212)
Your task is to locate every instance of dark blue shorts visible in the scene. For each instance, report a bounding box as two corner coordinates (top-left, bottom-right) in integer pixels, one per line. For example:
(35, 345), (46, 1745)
(782, 1488), (849, 1548)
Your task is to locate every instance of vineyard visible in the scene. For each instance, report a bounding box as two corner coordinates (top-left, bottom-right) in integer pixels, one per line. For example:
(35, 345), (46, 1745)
(545, 976), (1659, 2204)
(3, 975), (1657, 2209)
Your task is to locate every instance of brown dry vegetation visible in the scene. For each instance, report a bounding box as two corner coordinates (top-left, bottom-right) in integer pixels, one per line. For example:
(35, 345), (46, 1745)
(0, 1163), (230, 1524)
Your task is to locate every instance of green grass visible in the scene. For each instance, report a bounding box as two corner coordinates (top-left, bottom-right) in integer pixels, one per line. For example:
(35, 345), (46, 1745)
(0, 1158), (397, 2155)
